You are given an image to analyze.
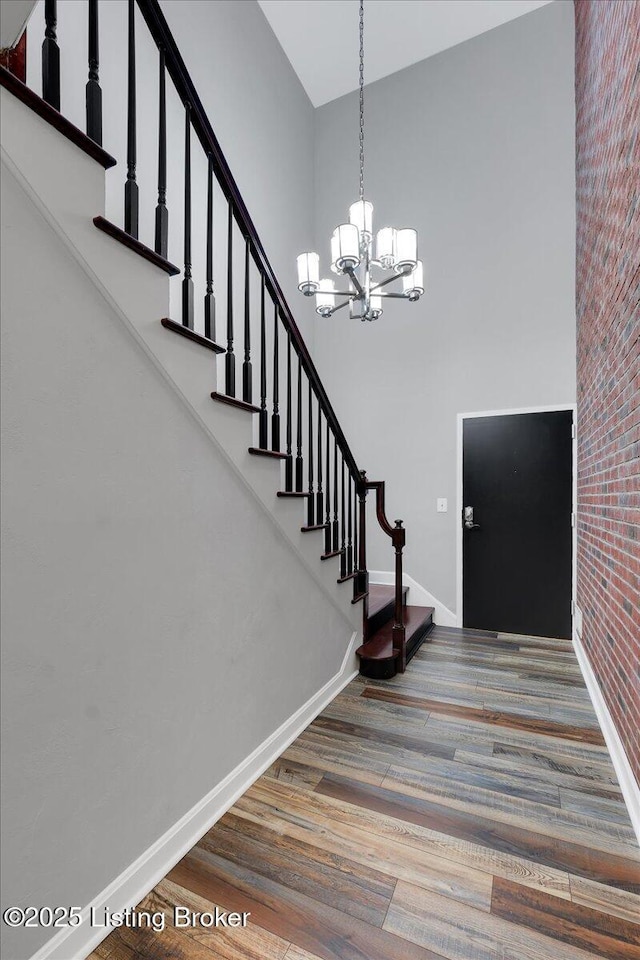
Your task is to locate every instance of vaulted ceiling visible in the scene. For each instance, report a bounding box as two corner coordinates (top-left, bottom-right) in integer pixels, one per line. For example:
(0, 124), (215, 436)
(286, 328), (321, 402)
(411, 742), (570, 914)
(258, 0), (555, 107)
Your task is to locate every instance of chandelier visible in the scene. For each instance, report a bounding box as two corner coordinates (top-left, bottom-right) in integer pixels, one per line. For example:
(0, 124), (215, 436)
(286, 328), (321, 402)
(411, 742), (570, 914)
(296, 0), (424, 321)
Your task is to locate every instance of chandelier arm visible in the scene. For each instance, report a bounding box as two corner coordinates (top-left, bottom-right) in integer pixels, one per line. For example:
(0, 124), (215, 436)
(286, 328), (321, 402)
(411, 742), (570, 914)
(369, 270), (409, 293)
(315, 288), (354, 296)
(378, 291), (410, 299)
(327, 298), (352, 316)
(344, 266), (365, 298)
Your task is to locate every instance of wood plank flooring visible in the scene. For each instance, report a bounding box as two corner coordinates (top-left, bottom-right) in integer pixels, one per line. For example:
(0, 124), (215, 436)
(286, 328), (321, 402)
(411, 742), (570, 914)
(89, 625), (640, 960)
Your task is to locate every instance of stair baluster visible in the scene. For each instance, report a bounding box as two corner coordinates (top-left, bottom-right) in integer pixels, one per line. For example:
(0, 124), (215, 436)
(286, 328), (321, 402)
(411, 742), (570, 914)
(182, 102), (194, 329)
(271, 305), (280, 450)
(124, 0), (138, 238)
(347, 474), (353, 576)
(242, 239), (252, 403)
(225, 202), (235, 396)
(356, 473), (369, 620)
(203, 155), (215, 337)
(295, 356), (303, 491)
(332, 438), (339, 552)
(86, 0), (102, 144)
(259, 277), (268, 448)
(42, 0), (60, 111)
(352, 480), (358, 579)
(324, 421), (332, 555)
(340, 458), (347, 578)
(307, 382), (315, 526)
(285, 333), (293, 489)
(316, 407), (324, 530)
(155, 48), (169, 260)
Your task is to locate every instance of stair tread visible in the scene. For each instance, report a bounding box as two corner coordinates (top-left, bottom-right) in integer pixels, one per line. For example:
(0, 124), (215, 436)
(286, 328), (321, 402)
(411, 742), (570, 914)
(161, 318), (225, 353)
(277, 491), (310, 498)
(248, 447), (287, 460)
(94, 217), (180, 275)
(301, 524), (329, 532)
(211, 392), (261, 414)
(321, 549), (345, 560)
(367, 583), (409, 620)
(356, 606), (435, 661)
(0, 65), (117, 169)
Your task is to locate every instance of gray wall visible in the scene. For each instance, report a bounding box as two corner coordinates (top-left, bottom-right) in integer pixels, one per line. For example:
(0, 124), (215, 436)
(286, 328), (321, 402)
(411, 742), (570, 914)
(0, 0), (37, 45)
(160, 0), (316, 327)
(312, 1), (576, 612)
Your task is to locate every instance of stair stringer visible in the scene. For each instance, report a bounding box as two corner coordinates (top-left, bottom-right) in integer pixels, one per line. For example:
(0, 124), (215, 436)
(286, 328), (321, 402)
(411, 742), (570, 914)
(0, 87), (361, 633)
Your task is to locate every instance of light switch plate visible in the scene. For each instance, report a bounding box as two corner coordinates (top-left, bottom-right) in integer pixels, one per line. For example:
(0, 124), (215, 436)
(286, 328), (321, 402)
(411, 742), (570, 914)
(437, 498), (448, 513)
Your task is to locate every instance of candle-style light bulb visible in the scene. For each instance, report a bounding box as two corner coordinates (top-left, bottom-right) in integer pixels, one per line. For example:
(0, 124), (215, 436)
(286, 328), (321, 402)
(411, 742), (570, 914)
(296, 252), (320, 294)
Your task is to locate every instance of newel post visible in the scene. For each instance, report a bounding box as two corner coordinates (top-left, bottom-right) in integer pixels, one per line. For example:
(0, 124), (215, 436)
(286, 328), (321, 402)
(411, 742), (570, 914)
(392, 519), (407, 672)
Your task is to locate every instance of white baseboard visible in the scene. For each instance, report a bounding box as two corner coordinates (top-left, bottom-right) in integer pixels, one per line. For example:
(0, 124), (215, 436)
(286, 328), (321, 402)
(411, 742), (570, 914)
(573, 632), (640, 847)
(369, 570), (457, 627)
(30, 634), (359, 960)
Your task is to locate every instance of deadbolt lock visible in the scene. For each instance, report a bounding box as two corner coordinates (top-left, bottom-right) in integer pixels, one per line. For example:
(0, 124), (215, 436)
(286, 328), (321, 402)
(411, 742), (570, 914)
(464, 506), (481, 530)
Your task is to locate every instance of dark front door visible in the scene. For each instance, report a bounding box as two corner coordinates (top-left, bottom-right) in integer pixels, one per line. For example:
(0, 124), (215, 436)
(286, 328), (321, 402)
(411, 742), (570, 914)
(462, 410), (573, 639)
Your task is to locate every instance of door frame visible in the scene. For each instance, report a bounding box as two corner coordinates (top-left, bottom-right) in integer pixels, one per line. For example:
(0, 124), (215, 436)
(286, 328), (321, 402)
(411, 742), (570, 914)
(455, 403), (577, 632)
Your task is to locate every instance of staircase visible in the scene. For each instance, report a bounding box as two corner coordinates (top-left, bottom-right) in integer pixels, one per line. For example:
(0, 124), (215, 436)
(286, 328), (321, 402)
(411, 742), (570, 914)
(0, 0), (435, 680)
(357, 584), (434, 678)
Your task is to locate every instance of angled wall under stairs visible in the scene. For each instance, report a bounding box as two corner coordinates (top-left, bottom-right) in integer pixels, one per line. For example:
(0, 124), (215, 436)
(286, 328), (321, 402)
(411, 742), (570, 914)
(0, 86), (359, 960)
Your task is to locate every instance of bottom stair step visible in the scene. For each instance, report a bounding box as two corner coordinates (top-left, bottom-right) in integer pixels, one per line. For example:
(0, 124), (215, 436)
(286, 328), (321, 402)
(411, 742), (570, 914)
(356, 605), (435, 680)
(367, 583), (409, 636)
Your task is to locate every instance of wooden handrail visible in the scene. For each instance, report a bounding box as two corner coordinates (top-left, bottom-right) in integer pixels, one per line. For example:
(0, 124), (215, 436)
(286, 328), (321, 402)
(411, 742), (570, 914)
(359, 477), (405, 549)
(136, 0), (361, 482)
(359, 474), (406, 668)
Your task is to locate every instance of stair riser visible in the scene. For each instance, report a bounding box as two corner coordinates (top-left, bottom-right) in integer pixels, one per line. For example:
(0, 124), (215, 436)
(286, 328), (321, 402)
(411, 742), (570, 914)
(358, 657), (397, 681)
(405, 618), (434, 664)
(367, 591), (408, 636)
(357, 611), (434, 679)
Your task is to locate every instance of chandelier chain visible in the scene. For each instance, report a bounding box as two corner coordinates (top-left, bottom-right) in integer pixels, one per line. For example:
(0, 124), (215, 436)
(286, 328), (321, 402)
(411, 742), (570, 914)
(295, 0), (423, 321)
(359, 0), (365, 202)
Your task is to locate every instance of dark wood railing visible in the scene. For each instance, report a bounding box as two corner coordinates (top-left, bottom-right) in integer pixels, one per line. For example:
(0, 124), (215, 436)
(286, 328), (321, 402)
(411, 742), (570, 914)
(0, 0), (409, 669)
(361, 476), (407, 669)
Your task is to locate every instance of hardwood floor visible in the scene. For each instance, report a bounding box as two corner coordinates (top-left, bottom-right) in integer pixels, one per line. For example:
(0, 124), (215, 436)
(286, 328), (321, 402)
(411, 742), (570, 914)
(90, 625), (640, 960)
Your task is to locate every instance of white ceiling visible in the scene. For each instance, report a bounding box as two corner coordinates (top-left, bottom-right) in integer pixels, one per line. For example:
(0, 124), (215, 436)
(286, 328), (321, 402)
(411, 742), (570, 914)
(258, 0), (554, 107)
(0, 0), (37, 47)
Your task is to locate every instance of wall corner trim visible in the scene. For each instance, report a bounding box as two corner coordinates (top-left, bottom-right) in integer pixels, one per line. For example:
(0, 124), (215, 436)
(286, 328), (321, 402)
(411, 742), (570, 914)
(369, 570), (457, 627)
(573, 632), (640, 847)
(28, 634), (359, 960)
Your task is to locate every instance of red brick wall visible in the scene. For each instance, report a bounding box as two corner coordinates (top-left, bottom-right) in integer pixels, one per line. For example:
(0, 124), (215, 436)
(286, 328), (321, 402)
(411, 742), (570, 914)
(575, 0), (640, 784)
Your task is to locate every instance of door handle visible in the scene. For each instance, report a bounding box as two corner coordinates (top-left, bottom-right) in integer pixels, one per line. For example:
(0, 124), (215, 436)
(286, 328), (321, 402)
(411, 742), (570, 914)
(463, 506), (481, 530)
